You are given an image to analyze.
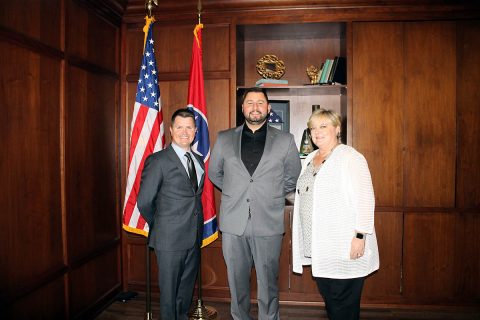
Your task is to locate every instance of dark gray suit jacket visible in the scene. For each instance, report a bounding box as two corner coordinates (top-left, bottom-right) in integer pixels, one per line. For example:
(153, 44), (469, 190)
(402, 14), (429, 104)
(209, 124), (301, 236)
(137, 144), (205, 251)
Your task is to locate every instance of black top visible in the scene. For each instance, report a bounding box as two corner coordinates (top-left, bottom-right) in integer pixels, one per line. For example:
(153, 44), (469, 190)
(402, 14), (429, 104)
(241, 121), (267, 176)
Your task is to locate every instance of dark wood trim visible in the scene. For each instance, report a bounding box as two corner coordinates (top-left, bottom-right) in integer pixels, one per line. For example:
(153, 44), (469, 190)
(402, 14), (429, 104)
(1, 265), (68, 305)
(74, 0), (127, 27)
(345, 21), (353, 145)
(71, 283), (122, 320)
(126, 71), (231, 83)
(68, 56), (120, 79)
(124, 232), (148, 244)
(69, 238), (121, 268)
(0, 25), (64, 60)
(124, 1), (480, 23)
(229, 20), (237, 128)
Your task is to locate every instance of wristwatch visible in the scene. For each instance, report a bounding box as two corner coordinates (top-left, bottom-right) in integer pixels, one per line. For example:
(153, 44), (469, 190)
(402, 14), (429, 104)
(355, 232), (365, 240)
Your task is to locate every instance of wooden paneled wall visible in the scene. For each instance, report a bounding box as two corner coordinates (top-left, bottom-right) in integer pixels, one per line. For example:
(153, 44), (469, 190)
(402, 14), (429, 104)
(0, 0), (124, 318)
(121, 0), (480, 310)
(352, 21), (480, 304)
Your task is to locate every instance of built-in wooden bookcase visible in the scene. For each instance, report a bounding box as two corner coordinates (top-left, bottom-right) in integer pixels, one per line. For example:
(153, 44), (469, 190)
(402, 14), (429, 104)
(236, 22), (348, 147)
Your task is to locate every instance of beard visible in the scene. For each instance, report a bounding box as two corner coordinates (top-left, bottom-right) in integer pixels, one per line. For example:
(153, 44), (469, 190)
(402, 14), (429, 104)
(244, 111), (269, 125)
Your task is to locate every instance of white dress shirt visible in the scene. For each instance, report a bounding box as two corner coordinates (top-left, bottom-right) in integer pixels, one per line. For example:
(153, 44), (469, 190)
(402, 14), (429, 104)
(171, 142), (204, 187)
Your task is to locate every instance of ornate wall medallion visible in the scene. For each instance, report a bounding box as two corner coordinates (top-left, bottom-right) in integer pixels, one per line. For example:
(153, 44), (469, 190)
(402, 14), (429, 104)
(256, 54), (286, 79)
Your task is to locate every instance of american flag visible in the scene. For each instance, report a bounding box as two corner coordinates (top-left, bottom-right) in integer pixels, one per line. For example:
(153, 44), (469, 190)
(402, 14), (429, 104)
(187, 23), (218, 247)
(268, 110), (284, 123)
(122, 17), (164, 236)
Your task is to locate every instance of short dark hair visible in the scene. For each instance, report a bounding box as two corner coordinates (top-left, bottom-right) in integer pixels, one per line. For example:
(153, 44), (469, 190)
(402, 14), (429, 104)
(171, 108), (196, 126)
(241, 87), (269, 104)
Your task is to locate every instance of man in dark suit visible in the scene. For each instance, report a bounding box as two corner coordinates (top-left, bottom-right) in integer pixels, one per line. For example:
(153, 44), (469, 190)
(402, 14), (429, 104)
(209, 87), (301, 320)
(137, 108), (205, 320)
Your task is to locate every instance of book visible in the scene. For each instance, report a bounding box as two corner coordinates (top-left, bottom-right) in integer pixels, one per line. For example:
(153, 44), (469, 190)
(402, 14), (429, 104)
(327, 57), (339, 84)
(255, 78), (289, 86)
(319, 59), (333, 84)
(325, 58), (335, 83)
(328, 56), (346, 84)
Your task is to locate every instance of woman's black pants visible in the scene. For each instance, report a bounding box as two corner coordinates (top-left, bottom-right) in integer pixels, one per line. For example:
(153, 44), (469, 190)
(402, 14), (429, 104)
(315, 276), (365, 320)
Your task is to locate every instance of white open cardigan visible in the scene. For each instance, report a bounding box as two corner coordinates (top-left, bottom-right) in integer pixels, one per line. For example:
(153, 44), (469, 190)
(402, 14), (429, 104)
(292, 144), (379, 279)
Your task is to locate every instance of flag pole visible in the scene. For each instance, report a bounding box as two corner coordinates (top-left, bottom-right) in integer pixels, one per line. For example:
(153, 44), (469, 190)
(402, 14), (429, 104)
(188, 1), (217, 319)
(143, 4), (156, 320)
(145, 237), (153, 320)
(188, 242), (217, 320)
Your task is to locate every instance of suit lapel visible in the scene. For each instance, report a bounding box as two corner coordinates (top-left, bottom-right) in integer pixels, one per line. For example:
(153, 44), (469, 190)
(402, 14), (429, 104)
(233, 125), (251, 176)
(193, 152), (205, 193)
(233, 125), (242, 161)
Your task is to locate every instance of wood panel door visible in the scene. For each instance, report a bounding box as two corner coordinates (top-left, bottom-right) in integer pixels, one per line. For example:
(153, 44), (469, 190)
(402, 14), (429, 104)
(456, 21), (480, 208)
(404, 22), (456, 208)
(352, 22), (404, 209)
(352, 21), (404, 302)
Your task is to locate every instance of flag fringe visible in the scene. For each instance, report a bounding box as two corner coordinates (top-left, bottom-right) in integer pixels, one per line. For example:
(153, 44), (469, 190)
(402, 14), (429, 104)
(123, 224), (148, 237)
(201, 231), (219, 248)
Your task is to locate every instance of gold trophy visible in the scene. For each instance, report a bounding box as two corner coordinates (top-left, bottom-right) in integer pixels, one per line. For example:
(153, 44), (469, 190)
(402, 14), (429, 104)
(306, 65), (320, 84)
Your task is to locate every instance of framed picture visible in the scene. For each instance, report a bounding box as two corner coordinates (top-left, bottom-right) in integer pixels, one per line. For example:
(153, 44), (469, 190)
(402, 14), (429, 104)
(268, 100), (290, 133)
(235, 88), (290, 133)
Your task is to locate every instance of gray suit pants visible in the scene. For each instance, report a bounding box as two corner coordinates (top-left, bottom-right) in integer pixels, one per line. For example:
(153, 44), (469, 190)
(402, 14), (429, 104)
(222, 218), (283, 320)
(155, 244), (199, 320)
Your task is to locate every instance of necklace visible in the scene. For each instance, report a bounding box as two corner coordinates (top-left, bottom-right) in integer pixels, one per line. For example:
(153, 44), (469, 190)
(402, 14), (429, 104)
(311, 143), (340, 176)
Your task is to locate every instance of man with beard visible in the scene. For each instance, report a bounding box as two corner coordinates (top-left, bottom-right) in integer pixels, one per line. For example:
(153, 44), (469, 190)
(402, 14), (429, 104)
(209, 87), (301, 320)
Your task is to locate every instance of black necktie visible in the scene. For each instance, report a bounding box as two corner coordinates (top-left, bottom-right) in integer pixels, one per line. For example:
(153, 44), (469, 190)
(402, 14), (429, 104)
(185, 152), (198, 192)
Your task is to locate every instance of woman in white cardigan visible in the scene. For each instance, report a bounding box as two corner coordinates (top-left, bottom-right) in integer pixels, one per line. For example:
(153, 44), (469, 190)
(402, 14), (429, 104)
(292, 109), (379, 320)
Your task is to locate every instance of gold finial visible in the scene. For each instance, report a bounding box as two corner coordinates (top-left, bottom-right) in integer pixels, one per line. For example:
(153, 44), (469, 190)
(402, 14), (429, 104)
(145, 0), (158, 18)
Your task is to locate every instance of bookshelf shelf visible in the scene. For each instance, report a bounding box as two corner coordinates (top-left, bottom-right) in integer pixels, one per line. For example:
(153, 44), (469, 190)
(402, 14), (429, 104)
(237, 85), (347, 96)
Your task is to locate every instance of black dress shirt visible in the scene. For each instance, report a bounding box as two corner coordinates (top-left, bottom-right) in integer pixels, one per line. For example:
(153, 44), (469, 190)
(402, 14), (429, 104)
(241, 121), (267, 176)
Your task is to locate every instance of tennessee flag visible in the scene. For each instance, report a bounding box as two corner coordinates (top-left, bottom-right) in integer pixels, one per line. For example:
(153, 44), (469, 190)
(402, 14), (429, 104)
(122, 17), (165, 236)
(187, 23), (218, 247)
